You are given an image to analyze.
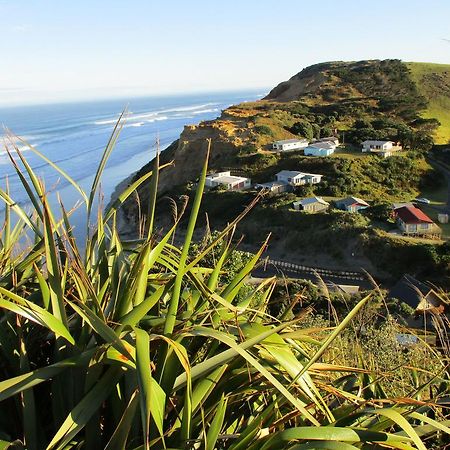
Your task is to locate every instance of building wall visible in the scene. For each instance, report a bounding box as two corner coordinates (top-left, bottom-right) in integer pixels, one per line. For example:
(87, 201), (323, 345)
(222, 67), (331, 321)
(305, 203), (328, 212)
(398, 220), (432, 234)
(273, 141), (308, 151)
(304, 147), (334, 157)
(295, 202), (328, 212)
(362, 142), (393, 152)
(276, 174), (302, 185)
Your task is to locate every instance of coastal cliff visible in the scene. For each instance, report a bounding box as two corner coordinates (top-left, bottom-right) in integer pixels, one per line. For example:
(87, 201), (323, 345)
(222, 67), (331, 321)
(122, 59), (450, 221)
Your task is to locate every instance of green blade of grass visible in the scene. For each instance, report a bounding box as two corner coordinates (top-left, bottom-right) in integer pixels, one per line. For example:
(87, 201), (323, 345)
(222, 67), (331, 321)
(88, 109), (127, 222)
(371, 409), (427, 450)
(4, 143), (44, 221)
(289, 442), (362, 450)
(135, 328), (165, 448)
(0, 349), (96, 401)
(145, 146), (159, 239)
(104, 390), (140, 450)
(102, 161), (173, 225)
(289, 293), (372, 387)
(205, 394), (228, 450)
(66, 299), (133, 361)
(0, 288), (74, 344)
(0, 187), (41, 237)
(257, 427), (413, 450)
(41, 197), (68, 326)
(46, 366), (123, 450)
(163, 139), (210, 336)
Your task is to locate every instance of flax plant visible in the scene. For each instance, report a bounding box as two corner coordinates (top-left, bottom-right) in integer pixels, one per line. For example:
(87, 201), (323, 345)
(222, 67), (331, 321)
(0, 117), (448, 450)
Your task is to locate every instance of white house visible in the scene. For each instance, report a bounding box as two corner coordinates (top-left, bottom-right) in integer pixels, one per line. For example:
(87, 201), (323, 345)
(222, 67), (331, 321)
(205, 171), (251, 191)
(361, 140), (394, 152)
(275, 170), (323, 186)
(272, 139), (309, 152)
(362, 140), (402, 158)
(304, 141), (335, 157)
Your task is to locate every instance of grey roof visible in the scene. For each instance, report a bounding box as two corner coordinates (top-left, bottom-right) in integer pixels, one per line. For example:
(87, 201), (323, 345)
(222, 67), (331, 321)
(212, 175), (249, 184)
(274, 139), (309, 145)
(276, 170), (303, 178)
(306, 142), (335, 149)
(336, 196), (369, 207)
(392, 202), (414, 210)
(300, 172), (323, 178)
(317, 136), (339, 142)
(362, 140), (393, 145)
(294, 196), (329, 206)
(388, 274), (443, 311)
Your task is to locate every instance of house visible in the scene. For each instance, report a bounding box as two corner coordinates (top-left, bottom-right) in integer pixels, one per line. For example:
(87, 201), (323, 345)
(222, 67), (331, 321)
(313, 136), (339, 147)
(304, 142), (335, 157)
(255, 180), (291, 194)
(362, 140), (394, 152)
(393, 205), (440, 237)
(293, 196), (329, 213)
(205, 171), (251, 190)
(275, 170), (323, 186)
(361, 140), (402, 158)
(389, 275), (441, 310)
(325, 283), (360, 295)
(335, 196), (369, 213)
(271, 139), (309, 152)
(388, 274), (449, 349)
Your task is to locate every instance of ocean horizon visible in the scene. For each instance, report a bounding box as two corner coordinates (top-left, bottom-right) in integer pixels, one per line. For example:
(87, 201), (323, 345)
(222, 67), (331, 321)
(0, 89), (265, 239)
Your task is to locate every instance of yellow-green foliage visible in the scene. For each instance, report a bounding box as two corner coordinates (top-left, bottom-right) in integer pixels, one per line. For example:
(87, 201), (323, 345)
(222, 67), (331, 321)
(407, 62), (450, 144)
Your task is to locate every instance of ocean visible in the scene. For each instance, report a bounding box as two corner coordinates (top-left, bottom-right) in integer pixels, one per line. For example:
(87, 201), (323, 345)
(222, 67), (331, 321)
(0, 89), (264, 239)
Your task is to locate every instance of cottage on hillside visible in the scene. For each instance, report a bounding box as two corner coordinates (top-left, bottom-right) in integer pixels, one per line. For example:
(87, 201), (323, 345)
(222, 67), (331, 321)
(205, 171), (251, 191)
(255, 180), (291, 194)
(304, 141), (335, 157)
(335, 196), (370, 213)
(389, 274), (448, 345)
(393, 205), (440, 237)
(275, 170), (323, 186)
(293, 196), (330, 213)
(361, 140), (402, 158)
(272, 139), (309, 152)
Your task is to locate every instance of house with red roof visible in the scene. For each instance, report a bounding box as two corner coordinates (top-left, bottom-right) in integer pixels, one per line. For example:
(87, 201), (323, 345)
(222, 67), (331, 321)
(394, 205), (440, 237)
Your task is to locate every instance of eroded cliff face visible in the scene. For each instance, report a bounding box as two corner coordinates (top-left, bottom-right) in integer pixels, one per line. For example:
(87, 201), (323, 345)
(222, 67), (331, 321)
(122, 109), (261, 222)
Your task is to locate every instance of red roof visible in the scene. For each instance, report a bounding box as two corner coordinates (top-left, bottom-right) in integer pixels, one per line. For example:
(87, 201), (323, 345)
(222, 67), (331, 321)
(395, 205), (433, 224)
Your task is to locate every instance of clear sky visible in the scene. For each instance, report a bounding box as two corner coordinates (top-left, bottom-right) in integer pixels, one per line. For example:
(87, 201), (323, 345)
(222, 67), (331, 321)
(1, 0), (449, 106)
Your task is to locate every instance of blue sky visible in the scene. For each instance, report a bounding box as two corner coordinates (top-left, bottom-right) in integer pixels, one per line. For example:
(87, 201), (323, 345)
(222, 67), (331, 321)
(0, 0), (449, 106)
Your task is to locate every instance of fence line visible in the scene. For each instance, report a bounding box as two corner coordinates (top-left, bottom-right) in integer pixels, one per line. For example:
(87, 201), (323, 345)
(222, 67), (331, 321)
(263, 258), (365, 281)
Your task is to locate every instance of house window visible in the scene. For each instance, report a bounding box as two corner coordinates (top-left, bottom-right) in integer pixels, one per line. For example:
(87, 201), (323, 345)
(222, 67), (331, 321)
(287, 178), (292, 182)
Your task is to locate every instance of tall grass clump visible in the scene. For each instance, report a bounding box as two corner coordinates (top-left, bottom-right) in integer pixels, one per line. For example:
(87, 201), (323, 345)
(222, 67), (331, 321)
(0, 118), (449, 449)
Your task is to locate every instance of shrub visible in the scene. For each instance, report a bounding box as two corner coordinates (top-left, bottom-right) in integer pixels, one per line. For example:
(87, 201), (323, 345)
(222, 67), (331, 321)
(254, 124), (274, 136)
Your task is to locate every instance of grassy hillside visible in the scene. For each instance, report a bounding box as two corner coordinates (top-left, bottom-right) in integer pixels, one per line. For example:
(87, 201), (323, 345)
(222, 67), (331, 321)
(123, 59), (449, 286)
(407, 62), (450, 144)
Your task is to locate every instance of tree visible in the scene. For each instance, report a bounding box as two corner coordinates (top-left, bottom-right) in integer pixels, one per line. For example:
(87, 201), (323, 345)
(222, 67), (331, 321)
(289, 119), (314, 140)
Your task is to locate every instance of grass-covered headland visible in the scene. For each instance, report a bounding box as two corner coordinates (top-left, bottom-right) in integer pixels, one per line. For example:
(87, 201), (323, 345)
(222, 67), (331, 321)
(0, 122), (449, 449)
